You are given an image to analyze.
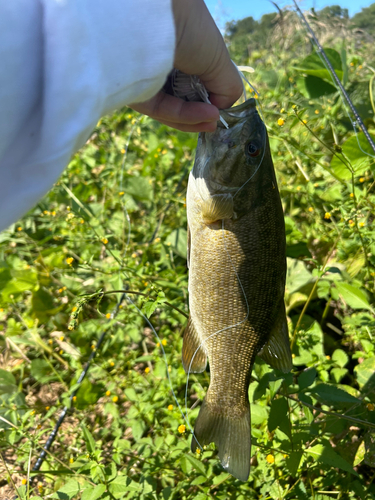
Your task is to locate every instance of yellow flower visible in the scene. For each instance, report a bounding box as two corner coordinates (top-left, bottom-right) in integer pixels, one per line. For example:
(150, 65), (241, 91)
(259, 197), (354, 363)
(196, 448), (201, 455)
(110, 361), (115, 367)
(359, 222), (365, 228)
(126, 114), (132, 119)
(106, 313), (111, 319)
(72, 396), (77, 402)
(106, 390), (111, 397)
(350, 193), (354, 198)
(277, 118), (285, 126)
(360, 177), (365, 183)
(315, 110), (319, 114)
(266, 454), (275, 464)
(168, 404), (173, 411)
(91, 345), (96, 350)
(154, 237), (161, 243)
(31, 410), (36, 415)
(280, 108), (285, 113)
(161, 339), (167, 346)
(296, 186), (301, 191)
(145, 367), (150, 374)
(308, 207), (313, 212)
(17, 227), (22, 231)
(112, 396), (118, 403)
(102, 237), (108, 244)
(359, 65), (363, 69)
(45, 406), (50, 411)
(119, 191), (125, 195)
(72, 306), (77, 312)
(51, 211), (56, 216)
(59, 350), (64, 355)
(66, 257), (74, 265)
(302, 119), (307, 124)
(178, 424), (186, 434)
(367, 403), (374, 411)
(120, 148), (126, 154)
(350, 62), (354, 67)
(324, 212), (331, 219)
(292, 104), (297, 109)
(59, 336), (64, 341)
(48, 339), (53, 345)
(156, 342), (160, 348)
(22, 479), (27, 485)
(314, 183), (319, 187)
(69, 457), (74, 463)
(131, 252), (137, 258)
(326, 355), (331, 360)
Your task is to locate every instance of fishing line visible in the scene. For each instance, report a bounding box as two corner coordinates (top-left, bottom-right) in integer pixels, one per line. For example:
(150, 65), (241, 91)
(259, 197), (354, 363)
(293, 0), (375, 159)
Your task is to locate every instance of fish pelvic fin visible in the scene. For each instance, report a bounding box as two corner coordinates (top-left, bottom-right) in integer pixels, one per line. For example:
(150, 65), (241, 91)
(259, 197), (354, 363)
(200, 193), (233, 224)
(258, 303), (292, 373)
(182, 316), (207, 373)
(191, 398), (251, 482)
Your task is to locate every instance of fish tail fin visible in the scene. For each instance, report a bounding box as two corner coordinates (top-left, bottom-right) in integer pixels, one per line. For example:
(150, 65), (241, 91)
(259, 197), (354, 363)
(191, 398), (251, 481)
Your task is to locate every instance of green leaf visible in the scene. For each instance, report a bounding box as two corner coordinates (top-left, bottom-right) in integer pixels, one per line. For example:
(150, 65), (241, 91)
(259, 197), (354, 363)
(294, 48), (343, 82)
(143, 300), (158, 318)
(335, 282), (373, 311)
(0, 368), (16, 386)
(81, 484), (106, 500)
(268, 397), (289, 433)
(251, 404), (268, 425)
(191, 475), (207, 485)
(332, 349), (349, 368)
(81, 423), (96, 453)
(296, 75), (337, 99)
(52, 479), (82, 499)
(307, 444), (358, 476)
(330, 133), (375, 180)
(184, 453), (207, 476)
(286, 258), (314, 295)
(165, 228), (187, 258)
(309, 383), (360, 404)
(108, 476), (142, 494)
(30, 359), (55, 383)
(124, 176), (153, 201)
(298, 368), (317, 390)
(354, 356), (375, 389)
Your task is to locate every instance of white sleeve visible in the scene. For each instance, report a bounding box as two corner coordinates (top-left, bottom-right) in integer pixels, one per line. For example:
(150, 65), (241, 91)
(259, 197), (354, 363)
(0, 0), (175, 231)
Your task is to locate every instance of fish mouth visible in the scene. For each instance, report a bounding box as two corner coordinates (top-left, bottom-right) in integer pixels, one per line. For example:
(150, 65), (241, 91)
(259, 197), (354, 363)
(218, 98), (258, 127)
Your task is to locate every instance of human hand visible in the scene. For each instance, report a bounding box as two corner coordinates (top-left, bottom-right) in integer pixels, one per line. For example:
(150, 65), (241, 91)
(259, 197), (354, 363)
(129, 0), (243, 132)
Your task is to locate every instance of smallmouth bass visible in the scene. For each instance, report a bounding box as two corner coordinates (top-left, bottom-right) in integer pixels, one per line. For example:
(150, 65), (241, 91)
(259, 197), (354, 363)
(183, 98), (292, 481)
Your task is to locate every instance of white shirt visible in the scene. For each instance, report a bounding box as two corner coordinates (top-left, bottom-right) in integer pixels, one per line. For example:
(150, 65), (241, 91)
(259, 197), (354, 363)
(0, 0), (175, 231)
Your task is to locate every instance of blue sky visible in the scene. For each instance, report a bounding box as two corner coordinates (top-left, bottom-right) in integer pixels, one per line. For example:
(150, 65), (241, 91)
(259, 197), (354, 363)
(205, 0), (375, 29)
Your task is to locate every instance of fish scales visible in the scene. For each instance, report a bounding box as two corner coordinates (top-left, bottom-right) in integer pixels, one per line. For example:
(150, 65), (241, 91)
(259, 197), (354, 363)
(183, 98), (292, 481)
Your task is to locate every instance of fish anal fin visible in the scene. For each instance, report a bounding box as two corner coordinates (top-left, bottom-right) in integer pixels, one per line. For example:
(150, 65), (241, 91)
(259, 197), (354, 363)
(258, 303), (292, 373)
(182, 316), (207, 374)
(191, 398), (251, 482)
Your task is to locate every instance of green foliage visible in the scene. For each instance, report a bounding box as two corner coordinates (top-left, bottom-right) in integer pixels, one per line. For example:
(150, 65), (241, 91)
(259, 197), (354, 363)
(1, 4), (375, 500)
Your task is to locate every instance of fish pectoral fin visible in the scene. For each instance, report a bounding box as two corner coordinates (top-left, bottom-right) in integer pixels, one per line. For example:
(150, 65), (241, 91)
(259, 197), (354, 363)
(257, 303), (293, 373)
(200, 193), (233, 224)
(182, 316), (207, 374)
(191, 398), (251, 482)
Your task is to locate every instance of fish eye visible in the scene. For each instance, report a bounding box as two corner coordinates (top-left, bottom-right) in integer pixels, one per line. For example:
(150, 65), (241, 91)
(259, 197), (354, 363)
(246, 142), (260, 157)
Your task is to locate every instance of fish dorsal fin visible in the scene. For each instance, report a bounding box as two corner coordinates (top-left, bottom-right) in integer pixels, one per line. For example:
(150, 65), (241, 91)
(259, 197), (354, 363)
(257, 303), (292, 373)
(182, 315), (207, 373)
(200, 193), (233, 224)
